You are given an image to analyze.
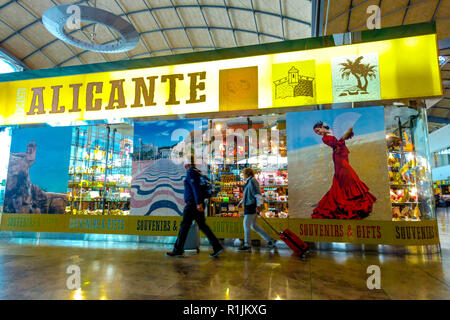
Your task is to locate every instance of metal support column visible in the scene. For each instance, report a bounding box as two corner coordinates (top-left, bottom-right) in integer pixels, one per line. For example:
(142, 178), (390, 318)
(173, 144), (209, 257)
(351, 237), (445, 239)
(102, 125), (111, 215)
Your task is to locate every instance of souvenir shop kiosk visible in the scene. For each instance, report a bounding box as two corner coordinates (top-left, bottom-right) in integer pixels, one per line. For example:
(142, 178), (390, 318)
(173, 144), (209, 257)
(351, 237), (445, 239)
(0, 22), (443, 253)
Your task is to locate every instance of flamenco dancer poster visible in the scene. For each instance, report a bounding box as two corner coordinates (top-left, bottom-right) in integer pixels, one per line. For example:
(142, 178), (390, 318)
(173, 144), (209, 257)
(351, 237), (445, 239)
(287, 107), (391, 220)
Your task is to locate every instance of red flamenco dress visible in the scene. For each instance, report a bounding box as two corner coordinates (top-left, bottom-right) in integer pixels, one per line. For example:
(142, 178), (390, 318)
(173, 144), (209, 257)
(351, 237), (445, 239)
(311, 134), (376, 220)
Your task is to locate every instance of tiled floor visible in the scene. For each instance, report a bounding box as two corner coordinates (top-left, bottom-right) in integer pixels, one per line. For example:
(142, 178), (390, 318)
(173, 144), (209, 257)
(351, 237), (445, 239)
(0, 208), (449, 300)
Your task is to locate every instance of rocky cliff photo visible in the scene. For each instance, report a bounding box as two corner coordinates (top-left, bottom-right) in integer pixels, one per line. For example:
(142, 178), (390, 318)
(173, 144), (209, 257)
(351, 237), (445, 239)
(3, 141), (67, 214)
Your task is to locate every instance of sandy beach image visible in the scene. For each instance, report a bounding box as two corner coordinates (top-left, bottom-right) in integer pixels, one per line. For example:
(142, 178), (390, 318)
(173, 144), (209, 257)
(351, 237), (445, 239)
(288, 130), (391, 220)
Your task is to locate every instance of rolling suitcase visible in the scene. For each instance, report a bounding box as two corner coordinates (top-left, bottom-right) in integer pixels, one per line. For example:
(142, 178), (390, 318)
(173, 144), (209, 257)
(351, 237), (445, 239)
(260, 215), (310, 258)
(184, 222), (200, 254)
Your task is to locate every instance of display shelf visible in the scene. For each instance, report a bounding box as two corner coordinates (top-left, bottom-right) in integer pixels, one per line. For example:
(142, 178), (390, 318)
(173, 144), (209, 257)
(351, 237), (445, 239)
(213, 183), (243, 187)
(68, 200), (129, 203)
(261, 185), (288, 188)
(208, 117), (288, 218)
(213, 183), (288, 188)
(388, 150), (415, 154)
(68, 125), (133, 216)
(391, 202), (420, 205)
(392, 214), (421, 220)
(265, 200), (288, 204)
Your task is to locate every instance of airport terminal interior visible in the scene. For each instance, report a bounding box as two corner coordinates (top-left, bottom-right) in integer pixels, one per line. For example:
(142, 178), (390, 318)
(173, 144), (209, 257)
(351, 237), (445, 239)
(0, 207), (448, 300)
(0, 0), (449, 301)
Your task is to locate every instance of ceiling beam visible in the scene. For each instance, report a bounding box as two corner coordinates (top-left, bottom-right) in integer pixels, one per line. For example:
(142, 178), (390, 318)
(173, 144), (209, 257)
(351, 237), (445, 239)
(428, 116), (450, 124)
(56, 45), (219, 67)
(432, 0), (443, 21)
(142, 0), (174, 55)
(311, 0), (325, 37)
(42, 25), (288, 67)
(439, 38), (450, 50)
(76, 0), (110, 63)
(0, 1), (13, 11)
(327, 0), (371, 25)
(0, 17), (57, 67)
(19, 0), (85, 66)
(347, 0), (354, 32)
(250, 0), (261, 45)
(113, 0), (147, 58)
(170, 0), (194, 52)
(279, 0), (285, 39)
(402, 0), (412, 25)
(0, 20), (39, 45)
(3, 2), (311, 50)
(196, 0), (217, 50)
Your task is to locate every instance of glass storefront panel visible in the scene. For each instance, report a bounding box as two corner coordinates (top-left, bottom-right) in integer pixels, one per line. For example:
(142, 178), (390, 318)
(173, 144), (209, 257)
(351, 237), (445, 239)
(0, 105), (437, 225)
(67, 124), (133, 215)
(0, 128), (12, 211)
(207, 114), (288, 218)
(385, 105), (435, 221)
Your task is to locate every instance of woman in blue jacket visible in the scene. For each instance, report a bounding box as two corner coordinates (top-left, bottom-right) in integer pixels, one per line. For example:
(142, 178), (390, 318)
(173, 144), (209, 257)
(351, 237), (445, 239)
(237, 168), (276, 252)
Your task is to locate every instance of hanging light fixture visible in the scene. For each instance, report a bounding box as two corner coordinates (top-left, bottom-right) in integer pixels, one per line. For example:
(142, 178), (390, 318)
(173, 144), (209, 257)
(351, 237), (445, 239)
(42, 3), (139, 53)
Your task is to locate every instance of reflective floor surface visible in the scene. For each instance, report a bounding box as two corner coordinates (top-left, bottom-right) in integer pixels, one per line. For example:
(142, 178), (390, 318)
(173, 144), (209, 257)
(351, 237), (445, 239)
(0, 207), (449, 300)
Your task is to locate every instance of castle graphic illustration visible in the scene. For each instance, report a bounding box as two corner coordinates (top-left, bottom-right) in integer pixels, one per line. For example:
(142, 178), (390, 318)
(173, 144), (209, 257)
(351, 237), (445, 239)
(273, 66), (315, 99)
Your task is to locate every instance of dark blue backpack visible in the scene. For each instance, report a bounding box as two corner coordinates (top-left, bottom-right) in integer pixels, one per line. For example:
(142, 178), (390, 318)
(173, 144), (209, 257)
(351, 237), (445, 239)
(193, 167), (213, 199)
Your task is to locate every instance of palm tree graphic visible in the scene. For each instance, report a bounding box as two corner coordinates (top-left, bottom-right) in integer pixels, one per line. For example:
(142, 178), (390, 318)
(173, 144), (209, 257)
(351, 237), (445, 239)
(339, 56), (377, 94)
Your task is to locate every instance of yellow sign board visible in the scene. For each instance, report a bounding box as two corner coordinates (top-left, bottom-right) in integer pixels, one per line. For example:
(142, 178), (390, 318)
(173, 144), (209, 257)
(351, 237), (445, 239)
(0, 214), (440, 246)
(0, 34), (442, 125)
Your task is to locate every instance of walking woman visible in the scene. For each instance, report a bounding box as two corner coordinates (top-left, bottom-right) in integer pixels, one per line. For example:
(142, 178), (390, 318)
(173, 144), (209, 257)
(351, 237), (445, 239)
(311, 121), (376, 219)
(237, 168), (276, 251)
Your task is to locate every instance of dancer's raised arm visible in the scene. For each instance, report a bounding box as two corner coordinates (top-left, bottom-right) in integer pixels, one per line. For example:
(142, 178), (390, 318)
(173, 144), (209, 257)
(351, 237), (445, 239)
(341, 126), (354, 140)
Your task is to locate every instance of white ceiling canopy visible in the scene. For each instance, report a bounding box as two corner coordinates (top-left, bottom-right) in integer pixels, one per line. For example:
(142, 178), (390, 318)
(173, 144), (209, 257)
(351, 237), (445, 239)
(0, 0), (313, 69)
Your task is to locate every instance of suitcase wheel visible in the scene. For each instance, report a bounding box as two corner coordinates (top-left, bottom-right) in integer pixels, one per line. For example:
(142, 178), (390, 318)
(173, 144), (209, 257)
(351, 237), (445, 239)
(196, 248), (200, 254)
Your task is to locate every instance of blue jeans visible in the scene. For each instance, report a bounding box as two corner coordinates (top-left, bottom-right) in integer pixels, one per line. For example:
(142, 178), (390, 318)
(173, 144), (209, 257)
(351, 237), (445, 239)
(243, 213), (273, 247)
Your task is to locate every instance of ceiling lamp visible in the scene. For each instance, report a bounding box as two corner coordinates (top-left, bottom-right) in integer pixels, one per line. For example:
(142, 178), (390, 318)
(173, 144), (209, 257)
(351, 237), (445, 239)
(42, 4), (139, 53)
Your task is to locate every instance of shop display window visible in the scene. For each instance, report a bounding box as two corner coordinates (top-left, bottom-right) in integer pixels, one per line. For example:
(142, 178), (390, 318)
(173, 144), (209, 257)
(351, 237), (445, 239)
(431, 147), (450, 168)
(385, 106), (435, 221)
(207, 114), (288, 218)
(0, 128), (11, 211)
(67, 124), (133, 215)
(128, 115), (288, 218)
(434, 183), (450, 207)
(0, 105), (437, 223)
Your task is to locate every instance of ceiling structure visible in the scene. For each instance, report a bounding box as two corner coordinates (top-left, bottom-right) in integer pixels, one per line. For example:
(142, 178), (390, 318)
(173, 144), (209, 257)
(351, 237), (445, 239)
(0, 0), (448, 131)
(0, 0), (313, 68)
(319, 0), (450, 131)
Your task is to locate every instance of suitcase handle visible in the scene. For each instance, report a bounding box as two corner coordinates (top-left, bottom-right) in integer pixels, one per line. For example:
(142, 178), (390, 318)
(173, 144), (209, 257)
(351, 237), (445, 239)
(259, 214), (281, 235)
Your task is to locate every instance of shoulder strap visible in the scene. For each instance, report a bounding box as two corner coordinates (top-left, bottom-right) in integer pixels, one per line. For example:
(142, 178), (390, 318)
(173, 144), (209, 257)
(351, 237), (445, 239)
(192, 167), (210, 181)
